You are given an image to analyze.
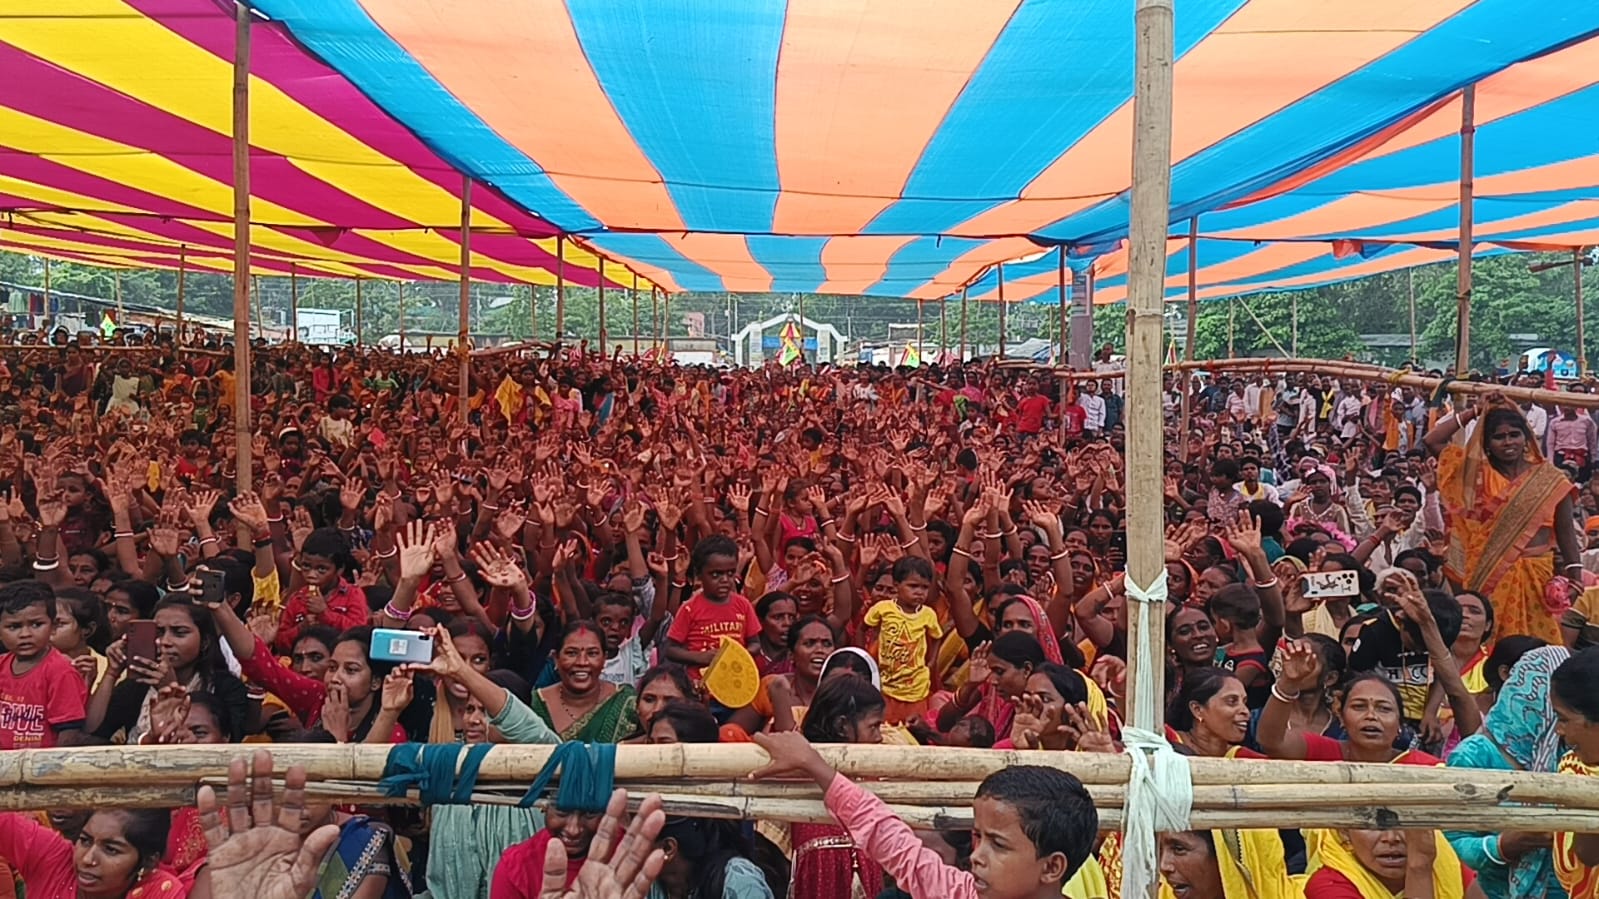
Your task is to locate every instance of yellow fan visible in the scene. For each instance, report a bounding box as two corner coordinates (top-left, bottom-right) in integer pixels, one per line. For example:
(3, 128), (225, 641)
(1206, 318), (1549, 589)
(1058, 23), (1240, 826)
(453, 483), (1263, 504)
(703, 636), (759, 709)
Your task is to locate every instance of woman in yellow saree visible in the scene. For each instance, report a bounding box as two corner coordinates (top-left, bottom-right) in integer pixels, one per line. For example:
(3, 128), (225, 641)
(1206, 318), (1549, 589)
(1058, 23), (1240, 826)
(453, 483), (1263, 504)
(1424, 395), (1582, 645)
(1305, 828), (1480, 899)
(1157, 829), (1306, 899)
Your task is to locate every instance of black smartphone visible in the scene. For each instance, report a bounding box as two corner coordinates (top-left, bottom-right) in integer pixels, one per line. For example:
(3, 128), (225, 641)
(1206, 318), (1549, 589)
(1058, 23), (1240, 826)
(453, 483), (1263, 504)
(125, 619), (158, 664)
(196, 568), (227, 608)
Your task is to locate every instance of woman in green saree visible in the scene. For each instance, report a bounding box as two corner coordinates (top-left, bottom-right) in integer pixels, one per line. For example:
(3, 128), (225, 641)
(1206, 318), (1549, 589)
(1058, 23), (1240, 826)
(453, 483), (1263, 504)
(529, 621), (639, 742)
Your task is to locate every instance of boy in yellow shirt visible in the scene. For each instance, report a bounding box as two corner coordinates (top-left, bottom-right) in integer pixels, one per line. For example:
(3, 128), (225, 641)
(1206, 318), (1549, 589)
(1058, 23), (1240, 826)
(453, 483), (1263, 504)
(864, 556), (943, 724)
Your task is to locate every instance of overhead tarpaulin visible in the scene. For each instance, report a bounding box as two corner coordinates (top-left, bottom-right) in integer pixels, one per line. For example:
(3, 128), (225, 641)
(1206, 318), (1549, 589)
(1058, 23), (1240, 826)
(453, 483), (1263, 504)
(250, 0), (1599, 298)
(0, 0), (647, 289)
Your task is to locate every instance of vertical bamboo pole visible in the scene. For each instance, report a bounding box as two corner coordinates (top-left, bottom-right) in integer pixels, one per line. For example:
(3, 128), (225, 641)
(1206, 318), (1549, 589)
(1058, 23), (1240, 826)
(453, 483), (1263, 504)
(1455, 85), (1476, 374)
(458, 177), (473, 423)
(1058, 247), (1069, 365)
(231, 1), (254, 490)
(940, 297), (948, 362)
(114, 271), (123, 330)
(598, 259), (608, 351)
(997, 263), (1007, 360)
(632, 274), (640, 357)
(397, 282), (406, 351)
(530, 283), (538, 343)
(555, 236), (567, 339)
(1291, 295), (1299, 357)
(252, 275), (263, 337)
(42, 258), (50, 329)
(1124, 0), (1175, 742)
(662, 288), (671, 358)
(913, 301), (923, 365)
(1578, 248), (1588, 377)
(1178, 216), (1199, 461)
(1227, 297), (1235, 358)
(652, 286), (661, 350)
(354, 277), (363, 346)
(1408, 268), (1417, 362)
(797, 293), (806, 364)
(288, 262), (298, 342)
(175, 245), (187, 343)
(959, 287), (969, 361)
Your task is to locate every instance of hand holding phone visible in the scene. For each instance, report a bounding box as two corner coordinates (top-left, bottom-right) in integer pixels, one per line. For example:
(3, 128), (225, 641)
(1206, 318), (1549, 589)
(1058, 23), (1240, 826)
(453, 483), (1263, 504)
(125, 620), (158, 665)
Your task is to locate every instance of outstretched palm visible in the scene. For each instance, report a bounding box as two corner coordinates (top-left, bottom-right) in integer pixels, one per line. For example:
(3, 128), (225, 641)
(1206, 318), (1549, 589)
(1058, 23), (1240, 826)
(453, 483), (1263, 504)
(200, 752), (340, 899)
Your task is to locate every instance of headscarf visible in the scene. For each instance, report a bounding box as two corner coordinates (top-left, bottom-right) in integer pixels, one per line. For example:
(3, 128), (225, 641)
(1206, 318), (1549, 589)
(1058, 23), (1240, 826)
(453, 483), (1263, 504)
(1484, 645), (1569, 773)
(1003, 594), (1065, 665)
(820, 647), (880, 689)
(1308, 829), (1465, 899)
(1157, 829), (1305, 899)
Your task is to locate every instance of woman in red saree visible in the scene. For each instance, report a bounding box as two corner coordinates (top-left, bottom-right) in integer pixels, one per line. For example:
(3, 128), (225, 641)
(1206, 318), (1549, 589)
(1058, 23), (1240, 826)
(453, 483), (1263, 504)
(788, 676), (889, 899)
(1425, 397), (1582, 644)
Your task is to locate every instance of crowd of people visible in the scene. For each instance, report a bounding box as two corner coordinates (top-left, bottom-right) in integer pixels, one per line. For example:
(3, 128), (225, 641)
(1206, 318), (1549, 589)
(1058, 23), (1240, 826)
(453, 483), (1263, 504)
(1, 327), (1599, 899)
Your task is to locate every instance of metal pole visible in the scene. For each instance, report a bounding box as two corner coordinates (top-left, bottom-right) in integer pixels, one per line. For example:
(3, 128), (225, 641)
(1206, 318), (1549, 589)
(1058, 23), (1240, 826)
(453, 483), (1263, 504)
(458, 176), (472, 423)
(1578, 248), (1588, 377)
(231, 1), (254, 491)
(289, 262), (298, 342)
(354, 277), (363, 346)
(598, 259), (608, 351)
(997, 263), (1007, 360)
(631, 273), (640, 357)
(797, 293), (806, 364)
(1455, 85), (1477, 374)
(1291, 295), (1299, 357)
(1407, 268), (1416, 362)
(959, 286), (969, 361)
(176, 245), (187, 342)
(1058, 247), (1069, 365)
(1124, 0), (1176, 750)
(555, 236), (567, 339)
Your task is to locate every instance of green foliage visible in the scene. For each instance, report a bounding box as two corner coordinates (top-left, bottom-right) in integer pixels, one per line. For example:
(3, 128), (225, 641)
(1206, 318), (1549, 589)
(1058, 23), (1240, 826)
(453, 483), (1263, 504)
(1, 251), (1588, 370)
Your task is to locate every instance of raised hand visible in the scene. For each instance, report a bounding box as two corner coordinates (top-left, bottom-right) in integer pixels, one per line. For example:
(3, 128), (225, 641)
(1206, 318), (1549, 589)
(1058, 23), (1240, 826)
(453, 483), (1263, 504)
(148, 683), (193, 744)
(1276, 639), (1322, 693)
(230, 492), (271, 535)
(379, 669), (415, 714)
(468, 541), (528, 590)
(537, 790), (666, 899)
(35, 491), (67, 529)
(339, 478), (366, 513)
(1221, 509), (1263, 555)
(493, 503), (528, 541)
(199, 752), (341, 899)
(966, 641), (993, 686)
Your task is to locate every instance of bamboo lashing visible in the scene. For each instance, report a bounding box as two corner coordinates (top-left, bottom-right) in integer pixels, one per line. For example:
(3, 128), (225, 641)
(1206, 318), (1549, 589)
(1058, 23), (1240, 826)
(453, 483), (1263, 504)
(13, 744), (1599, 831)
(1052, 357), (1599, 409)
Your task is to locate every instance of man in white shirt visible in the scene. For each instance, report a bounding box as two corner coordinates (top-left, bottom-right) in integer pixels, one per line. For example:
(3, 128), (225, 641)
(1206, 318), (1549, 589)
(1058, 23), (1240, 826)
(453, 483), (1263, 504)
(1333, 390), (1364, 443)
(1081, 380), (1107, 435)
(1243, 377), (1264, 426)
(1523, 400), (1549, 441)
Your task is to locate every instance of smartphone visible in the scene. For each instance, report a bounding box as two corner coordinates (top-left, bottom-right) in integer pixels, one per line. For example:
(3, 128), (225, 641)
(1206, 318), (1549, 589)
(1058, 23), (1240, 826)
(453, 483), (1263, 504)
(370, 628), (433, 665)
(195, 568), (227, 608)
(1299, 570), (1360, 600)
(125, 620), (158, 664)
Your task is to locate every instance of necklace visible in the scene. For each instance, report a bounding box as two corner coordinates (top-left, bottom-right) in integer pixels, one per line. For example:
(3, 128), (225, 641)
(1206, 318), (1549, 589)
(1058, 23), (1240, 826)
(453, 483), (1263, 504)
(554, 683), (600, 721)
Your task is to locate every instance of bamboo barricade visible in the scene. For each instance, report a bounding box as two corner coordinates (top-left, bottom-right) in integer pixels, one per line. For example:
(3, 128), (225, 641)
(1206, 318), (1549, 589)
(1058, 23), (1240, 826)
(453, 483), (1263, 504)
(468, 340), (560, 359)
(0, 343), (229, 357)
(1049, 356), (1599, 410)
(14, 744), (1599, 832)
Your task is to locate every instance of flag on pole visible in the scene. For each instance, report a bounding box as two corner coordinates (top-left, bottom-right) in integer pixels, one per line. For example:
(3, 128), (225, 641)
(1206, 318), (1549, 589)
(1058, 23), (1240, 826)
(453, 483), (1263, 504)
(1165, 336), (1179, 366)
(100, 312), (116, 339)
(777, 320), (803, 366)
(902, 342), (922, 367)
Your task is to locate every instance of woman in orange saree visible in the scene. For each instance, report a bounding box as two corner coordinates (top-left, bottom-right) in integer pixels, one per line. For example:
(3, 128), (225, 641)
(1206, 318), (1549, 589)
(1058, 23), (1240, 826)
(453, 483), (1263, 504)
(1424, 396), (1582, 645)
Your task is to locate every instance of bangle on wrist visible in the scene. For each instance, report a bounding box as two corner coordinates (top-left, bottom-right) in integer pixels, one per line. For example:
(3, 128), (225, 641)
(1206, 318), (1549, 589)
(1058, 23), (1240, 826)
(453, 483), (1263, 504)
(382, 602), (412, 622)
(508, 603), (536, 621)
(114, 531), (135, 539)
(1270, 683), (1301, 704)
(830, 573), (850, 584)
(1050, 548), (1070, 560)
(1253, 577), (1280, 590)
(1483, 835), (1506, 866)
(31, 559), (59, 571)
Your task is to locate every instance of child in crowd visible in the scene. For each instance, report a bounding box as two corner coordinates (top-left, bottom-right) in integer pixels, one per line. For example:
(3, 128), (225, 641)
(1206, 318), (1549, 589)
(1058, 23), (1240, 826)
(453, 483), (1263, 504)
(864, 556), (943, 724)
(664, 536), (761, 677)
(0, 581), (87, 749)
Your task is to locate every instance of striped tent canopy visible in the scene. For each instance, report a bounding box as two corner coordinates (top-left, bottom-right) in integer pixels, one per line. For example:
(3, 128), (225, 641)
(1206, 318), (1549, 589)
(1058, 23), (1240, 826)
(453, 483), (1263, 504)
(965, 31), (1599, 307)
(248, 0), (1599, 300)
(0, 0), (645, 289)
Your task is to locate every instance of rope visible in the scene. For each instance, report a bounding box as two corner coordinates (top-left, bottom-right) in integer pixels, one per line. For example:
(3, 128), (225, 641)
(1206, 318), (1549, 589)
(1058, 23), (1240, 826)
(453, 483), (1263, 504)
(1120, 570), (1194, 899)
(519, 742), (617, 813)
(378, 742), (494, 806)
(1429, 376), (1455, 407)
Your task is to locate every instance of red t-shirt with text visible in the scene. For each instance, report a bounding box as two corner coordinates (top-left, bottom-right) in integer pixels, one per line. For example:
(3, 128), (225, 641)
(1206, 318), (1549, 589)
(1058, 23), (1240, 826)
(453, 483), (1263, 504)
(0, 649), (87, 749)
(667, 592), (760, 670)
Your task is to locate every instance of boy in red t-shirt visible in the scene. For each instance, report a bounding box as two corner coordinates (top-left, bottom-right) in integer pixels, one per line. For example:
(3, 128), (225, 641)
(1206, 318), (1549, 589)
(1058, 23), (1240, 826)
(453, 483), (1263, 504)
(0, 581), (88, 749)
(664, 535), (759, 677)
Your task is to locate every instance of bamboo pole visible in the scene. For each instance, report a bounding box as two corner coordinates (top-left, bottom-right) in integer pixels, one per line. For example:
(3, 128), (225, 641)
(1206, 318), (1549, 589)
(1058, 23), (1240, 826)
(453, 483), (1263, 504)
(662, 288), (671, 358)
(397, 281), (406, 351)
(1227, 297), (1235, 358)
(598, 259), (608, 351)
(42, 258), (50, 328)
(354, 277), (363, 346)
(1455, 85), (1476, 373)
(1291, 294), (1299, 357)
(231, 0), (253, 492)
(997, 262), (1007, 360)
(797, 293), (806, 364)
(288, 262), (298, 342)
(1058, 247), (1069, 365)
(916, 299), (924, 365)
(458, 176), (473, 423)
(940, 296), (949, 362)
(530, 284), (538, 344)
(555, 236), (567, 339)
(176, 245), (187, 343)
(1408, 267), (1417, 363)
(1124, 0), (1175, 739)
(959, 287), (969, 361)
(632, 273), (640, 357)
(1178, 216), (1199, 461)
(652, 285), (661, 349)
(1577, 248), (1587, 377)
